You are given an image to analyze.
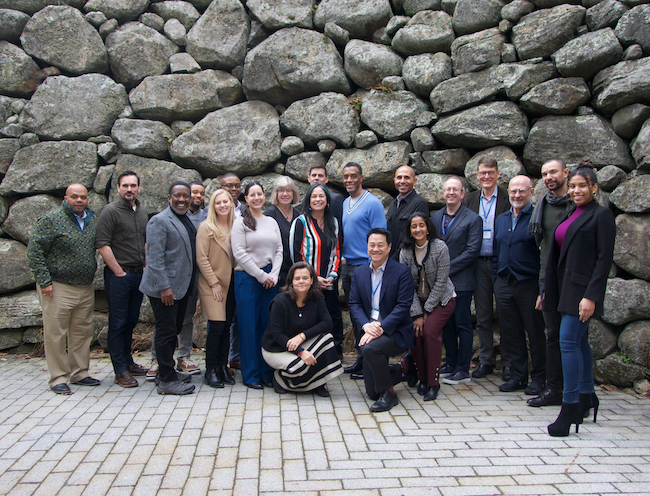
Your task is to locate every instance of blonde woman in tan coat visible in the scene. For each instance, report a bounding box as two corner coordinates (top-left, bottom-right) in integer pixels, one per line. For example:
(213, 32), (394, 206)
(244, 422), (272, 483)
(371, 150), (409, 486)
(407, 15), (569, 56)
(196, 189), (236, 388)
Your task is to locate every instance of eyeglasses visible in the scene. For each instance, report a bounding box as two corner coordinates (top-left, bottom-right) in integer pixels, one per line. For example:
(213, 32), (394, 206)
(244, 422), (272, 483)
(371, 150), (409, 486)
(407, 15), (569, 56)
(221, 183), (240, 189)
(278, 189), (293, 195)
(509, 188), (531, 195)
(477, 170), (497, 177)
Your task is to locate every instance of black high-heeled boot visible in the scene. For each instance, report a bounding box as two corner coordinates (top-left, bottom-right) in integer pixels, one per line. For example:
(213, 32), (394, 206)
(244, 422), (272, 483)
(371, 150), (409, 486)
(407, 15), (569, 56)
(548, 403), (582, 437)
(579, 393), (599, 422)
(218, 366), (235, 385)
(204, 369), (224, 388)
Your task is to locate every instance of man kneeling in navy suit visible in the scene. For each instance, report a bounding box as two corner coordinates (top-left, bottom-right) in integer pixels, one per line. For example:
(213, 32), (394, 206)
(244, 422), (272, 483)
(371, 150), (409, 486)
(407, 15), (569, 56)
(349, 228), (415, 412)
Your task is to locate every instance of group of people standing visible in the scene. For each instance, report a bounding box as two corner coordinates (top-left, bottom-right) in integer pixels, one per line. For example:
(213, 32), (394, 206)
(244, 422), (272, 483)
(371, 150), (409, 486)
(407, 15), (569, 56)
(27, 157), (615, 437)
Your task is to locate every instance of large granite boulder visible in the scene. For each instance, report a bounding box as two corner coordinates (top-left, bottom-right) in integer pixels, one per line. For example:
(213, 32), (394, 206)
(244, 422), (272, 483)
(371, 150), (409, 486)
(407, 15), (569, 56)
(402, 53), (452, 97)
(20, 6), (108, 75)
(429, 68), (500, 115)
(150, 1), (201, 30)
(611, 103), (650, 139)
(552, 28), (623, 81)
(170, 101), (281, 178)
(111, 118), (174, 159)
(519, 77), (591, 116)
(344, 40), (403, 89)
(501, 0), (534, 23)
(325, 141), (412, 190)
(452, 0), (502, 35)
(0, 291), (42, 330)
(0, 239), (34, 294)
(594, 353), (645, 387)
(0, 41), (42, 97)
(186, 0), (249, 70)
(106, 22), (179, 88)
(602, 277), (650, 325)
(247, 0), (313, 30)
(419, 148), (470, 175)
(391, 10), (455, 56)
(586, 0), (628, 32)
(631, 119), (650, 170)
(280, 93), (359, 148)
(450, 28), (504, 76)
(589, 319), (618, 360)
(242, 27), (350, 107)
(431, 101), (529, 148)
(19, 74), (128, 140)
(0, 141), (97, 195)
(609, 175), (650, 213)
(615, 5), (650, 54)
(314, 0), (392, 39)
(523, 115), (635, 174)
(128, 70), (243, 124)
(0, 138), (20, 176)
(0, 9), (30, 44)
(464, 146), (526, 191)
(490, 61), (558, 100)
(285, 151), (327, 182)
(1, 194), (60, 245)
(511, 4), (586, 60)
(618, 320), (650, 366)
(109, 154), (201, 215)
(597, 165), (626, 192)
(83, 0), (149, 23)
(614, 214), (650, 280)
(592, 58), (650, 115)
(360, 90), (429, 141)
(403, 0), (441, 16)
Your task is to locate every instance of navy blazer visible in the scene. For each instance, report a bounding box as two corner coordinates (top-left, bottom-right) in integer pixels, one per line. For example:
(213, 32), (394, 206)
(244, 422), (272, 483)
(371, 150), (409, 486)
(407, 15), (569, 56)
(463, 186), (511, 219)
(543, 200), (615, 318)
(349, 258), (416, 350)
(431, 203), (482, 292)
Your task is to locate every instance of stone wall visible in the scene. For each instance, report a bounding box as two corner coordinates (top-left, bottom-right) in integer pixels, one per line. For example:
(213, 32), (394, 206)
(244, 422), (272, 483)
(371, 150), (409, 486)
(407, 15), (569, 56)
(0, 0), (648, 391)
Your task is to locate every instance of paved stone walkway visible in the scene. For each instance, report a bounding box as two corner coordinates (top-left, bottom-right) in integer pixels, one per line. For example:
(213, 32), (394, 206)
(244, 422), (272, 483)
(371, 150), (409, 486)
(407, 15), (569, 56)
(0, 354), (649, 496)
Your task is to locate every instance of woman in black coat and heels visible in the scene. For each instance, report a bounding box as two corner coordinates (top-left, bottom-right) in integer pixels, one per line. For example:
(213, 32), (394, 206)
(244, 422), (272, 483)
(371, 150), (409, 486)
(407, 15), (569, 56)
(543, 162), (616, 437)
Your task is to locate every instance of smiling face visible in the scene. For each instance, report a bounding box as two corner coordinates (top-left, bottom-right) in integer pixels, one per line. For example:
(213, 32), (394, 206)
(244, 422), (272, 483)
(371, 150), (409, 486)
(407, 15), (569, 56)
(190, 184), (205, 211)
(117, 175), (141, 204)
(367, 233), (391, 267)
(568, 173), (597, 207)
(508, 176), (533, 213)
(343, 166), (363, 196)
(213, 191), (232, 219)
(443, 177), (465, 210)
(245, 184), (265, 212)
(410, 215), (429, 247)
(277, 186), (294, 206)
(541, 160), (568, 194)
(220, 176), (241, 203)
(309, 186), (327, 213)
(477, 164), (499, 192)
(64, 184), (89, 216)
(394, 166), (416, 196)
(308, 167), (329, 186)
(291, 267), (313, 296)
(169, 185), (191, 215)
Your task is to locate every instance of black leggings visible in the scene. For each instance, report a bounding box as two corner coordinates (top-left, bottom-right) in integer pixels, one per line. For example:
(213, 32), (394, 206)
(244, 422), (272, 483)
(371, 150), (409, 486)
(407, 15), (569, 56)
(205, 281), (235, 370)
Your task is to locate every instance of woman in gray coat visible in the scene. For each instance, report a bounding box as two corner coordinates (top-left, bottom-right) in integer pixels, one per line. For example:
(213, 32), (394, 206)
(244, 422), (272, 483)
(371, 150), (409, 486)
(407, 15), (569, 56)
(399, 213), (456, 401)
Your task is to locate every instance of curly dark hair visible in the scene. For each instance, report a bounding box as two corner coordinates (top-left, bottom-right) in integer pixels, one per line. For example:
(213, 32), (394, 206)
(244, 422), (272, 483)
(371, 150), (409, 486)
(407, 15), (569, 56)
(281, 262), (323, 302)
(400, 212), (440, 251)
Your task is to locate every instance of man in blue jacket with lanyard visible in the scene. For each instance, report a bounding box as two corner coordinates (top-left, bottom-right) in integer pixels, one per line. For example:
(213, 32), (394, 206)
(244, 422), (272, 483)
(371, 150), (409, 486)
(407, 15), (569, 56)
(492, 176), (546, 394)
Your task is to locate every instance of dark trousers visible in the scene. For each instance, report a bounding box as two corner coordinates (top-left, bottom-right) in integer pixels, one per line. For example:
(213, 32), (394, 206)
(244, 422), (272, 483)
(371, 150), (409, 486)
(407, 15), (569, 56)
(494, 277), (546, 384)
(360, 333), (405, 401)
(341, 263), (363, 351)
(442, 290), (474, 374)
(206, 280), (236, 371)
(412, 298), (456, 387)
(543, 306), (563, 392)
(323, 286), (343, 355)
(105, 267), (143, 374)
(150, 292), (190, 383)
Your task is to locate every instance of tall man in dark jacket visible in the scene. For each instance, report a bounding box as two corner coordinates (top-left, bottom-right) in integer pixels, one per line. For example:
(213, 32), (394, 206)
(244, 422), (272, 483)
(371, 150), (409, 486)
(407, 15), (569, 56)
(493, 176), (546, 394)
(463, 157), (511, 379)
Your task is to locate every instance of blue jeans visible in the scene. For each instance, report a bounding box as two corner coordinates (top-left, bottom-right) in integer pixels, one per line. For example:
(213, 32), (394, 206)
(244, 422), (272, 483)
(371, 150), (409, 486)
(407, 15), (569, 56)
(559, 313), (594, 404)
(442, 290), (474, 374)
(105, 268), (143, 374)
(234, 268), (277, 385)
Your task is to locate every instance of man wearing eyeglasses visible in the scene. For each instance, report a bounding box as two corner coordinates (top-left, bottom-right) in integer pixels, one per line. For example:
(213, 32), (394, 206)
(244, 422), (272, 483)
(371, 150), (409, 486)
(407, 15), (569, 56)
(463, 157), (511, 380)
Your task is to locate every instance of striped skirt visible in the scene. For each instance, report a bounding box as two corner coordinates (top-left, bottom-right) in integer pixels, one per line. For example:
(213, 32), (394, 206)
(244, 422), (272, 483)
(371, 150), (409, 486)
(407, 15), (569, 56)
(262, 333), (343, 392)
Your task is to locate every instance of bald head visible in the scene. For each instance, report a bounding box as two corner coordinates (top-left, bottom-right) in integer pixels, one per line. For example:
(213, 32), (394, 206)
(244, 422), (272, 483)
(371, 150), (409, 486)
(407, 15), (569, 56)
(508, 175), (533, 215)
(64, 184), (89, 217)
(394, 165), (417, 196)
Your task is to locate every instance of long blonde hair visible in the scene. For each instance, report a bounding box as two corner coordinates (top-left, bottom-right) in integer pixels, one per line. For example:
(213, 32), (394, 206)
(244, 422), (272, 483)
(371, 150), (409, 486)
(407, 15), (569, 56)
(203, 189), (234, 241)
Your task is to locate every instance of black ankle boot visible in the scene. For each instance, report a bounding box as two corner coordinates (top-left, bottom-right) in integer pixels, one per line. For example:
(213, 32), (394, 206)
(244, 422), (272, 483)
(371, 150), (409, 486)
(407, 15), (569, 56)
(548, 403), (582, 437)
(204, 369), (224, 388)
(423, 385), (439, 402)
(417, 382), (427, 396)
(579, 393), (599, 422)
(218, 366), (235, 385)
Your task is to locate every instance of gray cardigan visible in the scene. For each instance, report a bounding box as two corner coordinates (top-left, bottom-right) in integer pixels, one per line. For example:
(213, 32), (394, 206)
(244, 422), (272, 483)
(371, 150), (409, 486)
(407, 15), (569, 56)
(399, 238), (456, 318)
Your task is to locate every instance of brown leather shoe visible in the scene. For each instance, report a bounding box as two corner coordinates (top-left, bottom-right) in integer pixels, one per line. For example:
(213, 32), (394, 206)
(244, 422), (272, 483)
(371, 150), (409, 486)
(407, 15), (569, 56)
(229, 360), (241, 370)
(114, 371), (138, 388)
(128, 363), (149, 376)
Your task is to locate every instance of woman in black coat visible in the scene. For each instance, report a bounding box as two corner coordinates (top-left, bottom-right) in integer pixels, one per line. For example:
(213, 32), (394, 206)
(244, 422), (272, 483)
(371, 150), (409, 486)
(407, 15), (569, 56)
(262, 262), (343, 396)
(543, 163), (615, 437)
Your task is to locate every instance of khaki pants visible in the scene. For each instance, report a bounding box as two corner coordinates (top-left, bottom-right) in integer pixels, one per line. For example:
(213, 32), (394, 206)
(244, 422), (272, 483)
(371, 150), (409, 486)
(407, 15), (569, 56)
(38, 282), (94, 387)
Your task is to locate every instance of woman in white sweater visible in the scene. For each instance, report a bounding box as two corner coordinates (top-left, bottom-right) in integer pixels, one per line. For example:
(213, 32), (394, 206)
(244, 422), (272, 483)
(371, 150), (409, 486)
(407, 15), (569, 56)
(231, 182), (283, 389)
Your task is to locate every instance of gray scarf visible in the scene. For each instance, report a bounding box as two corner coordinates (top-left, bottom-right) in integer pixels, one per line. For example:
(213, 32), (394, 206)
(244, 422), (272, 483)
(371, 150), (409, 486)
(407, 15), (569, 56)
(528, 191), (571, 237)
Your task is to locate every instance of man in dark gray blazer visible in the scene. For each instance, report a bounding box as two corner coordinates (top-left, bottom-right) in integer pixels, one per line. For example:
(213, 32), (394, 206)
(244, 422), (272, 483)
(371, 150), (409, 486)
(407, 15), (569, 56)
(431, 176), (482, 385)
(140, 182), (198, 395)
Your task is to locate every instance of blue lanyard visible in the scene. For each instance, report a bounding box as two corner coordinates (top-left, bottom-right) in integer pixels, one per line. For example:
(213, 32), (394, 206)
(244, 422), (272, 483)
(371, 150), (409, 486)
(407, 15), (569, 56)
(480, 193), (496, 221)
(371, 274), (382, 299)
(441, 215), (455, 237)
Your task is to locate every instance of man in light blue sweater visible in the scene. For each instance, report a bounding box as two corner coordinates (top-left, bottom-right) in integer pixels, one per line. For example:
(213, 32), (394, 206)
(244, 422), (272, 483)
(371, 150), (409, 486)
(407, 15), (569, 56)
(340, 162), (387, 377)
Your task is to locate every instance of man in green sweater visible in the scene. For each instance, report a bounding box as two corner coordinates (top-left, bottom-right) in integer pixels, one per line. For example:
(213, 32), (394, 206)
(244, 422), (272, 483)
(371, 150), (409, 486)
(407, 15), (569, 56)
(28, 184), (99, 395)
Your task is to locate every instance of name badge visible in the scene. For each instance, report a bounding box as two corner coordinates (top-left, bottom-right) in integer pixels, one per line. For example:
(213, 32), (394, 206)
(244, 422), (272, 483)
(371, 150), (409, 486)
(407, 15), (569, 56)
(371, 308), (379, 320)
(483, 230), (492, 240)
